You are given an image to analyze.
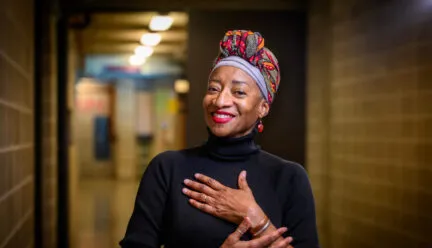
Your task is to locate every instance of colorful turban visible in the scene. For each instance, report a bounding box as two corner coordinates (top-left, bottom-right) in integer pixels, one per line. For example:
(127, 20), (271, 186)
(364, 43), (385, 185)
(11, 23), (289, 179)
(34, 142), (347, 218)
(211, 30), (281, 104)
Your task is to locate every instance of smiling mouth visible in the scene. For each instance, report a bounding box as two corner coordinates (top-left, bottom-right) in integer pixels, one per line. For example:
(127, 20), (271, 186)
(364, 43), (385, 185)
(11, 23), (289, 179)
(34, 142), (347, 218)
(211, 112), (235, 124)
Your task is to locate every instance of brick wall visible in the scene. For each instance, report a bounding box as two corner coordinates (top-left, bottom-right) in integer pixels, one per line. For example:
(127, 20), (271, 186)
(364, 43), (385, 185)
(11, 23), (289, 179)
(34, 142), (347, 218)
(307, 0), (432, 247)
(0, 0), (35, 247)
(39, 15), (58, 248)
(0, 0), (57, 247)
(306, 0), (332, 247)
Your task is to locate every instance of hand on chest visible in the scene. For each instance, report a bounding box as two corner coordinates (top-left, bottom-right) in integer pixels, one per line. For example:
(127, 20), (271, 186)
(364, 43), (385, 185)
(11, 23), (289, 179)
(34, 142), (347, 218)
(170, 164), (284, 239)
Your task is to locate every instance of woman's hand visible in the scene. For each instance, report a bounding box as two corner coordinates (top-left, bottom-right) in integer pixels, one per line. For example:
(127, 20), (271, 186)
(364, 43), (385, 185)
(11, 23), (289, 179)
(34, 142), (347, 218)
(182, 170), (266, 227)
(221, 217), (293, 248)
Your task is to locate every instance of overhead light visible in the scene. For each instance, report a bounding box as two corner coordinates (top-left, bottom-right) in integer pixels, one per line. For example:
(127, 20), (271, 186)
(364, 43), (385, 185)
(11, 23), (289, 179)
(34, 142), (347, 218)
(140, 33), (162, 46)
(135, 46), (154, 57)
(129, 55), (146, 66)
(149, 15), (173, 31)
(174, 79), (190, 94)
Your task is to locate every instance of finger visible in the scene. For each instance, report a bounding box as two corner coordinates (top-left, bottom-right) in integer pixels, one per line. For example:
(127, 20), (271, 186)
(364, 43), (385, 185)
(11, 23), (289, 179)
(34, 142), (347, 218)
(194, 173), (225, 191)
(228, 217), (251, 243)
(189, 198), (217, 215)
(248, 227), (287, 247)
(183, 179), (217, 197)
(182, 188), (213, 204)
(237, 170), (251, 191)
(269, 236), (293, 248)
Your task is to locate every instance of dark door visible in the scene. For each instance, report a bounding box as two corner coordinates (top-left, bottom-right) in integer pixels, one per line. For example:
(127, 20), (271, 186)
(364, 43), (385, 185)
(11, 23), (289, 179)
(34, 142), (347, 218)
(186, 10), (306, 165)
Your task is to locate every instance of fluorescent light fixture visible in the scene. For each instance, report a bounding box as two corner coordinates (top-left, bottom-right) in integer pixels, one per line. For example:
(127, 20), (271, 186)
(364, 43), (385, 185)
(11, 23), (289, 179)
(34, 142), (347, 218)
(174, 79), (190, 94)
(135, 46), (154, 57)
(140, 33), (162, 46)
(129, 55), (146, 66)
(149, 15), (174, 31)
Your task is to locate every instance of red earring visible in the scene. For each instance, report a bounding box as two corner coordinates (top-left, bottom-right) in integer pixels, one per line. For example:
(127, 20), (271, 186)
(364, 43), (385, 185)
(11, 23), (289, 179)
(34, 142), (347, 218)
(257, 119), (264, 133)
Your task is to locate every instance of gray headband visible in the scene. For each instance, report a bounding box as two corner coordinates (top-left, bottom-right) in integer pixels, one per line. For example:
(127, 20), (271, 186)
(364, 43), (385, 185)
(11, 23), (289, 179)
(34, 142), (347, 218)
(210, 56), (268, 102)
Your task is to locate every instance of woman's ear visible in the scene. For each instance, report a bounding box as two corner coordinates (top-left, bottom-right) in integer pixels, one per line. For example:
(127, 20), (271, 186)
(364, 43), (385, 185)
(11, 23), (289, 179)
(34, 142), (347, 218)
(258, 100), (270, 119)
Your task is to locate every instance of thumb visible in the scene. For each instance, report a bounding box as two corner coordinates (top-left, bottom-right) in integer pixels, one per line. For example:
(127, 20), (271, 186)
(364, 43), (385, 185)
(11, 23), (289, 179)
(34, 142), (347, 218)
(231, 217), (251, 241)
(238, 170), (250, 191)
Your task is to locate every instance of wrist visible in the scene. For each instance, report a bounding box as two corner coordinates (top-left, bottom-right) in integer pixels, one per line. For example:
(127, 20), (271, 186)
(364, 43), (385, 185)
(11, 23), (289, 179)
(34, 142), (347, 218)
(252, 217), (271, 236)
(250, 215), (270, 236)
(246, 205), (266, 230)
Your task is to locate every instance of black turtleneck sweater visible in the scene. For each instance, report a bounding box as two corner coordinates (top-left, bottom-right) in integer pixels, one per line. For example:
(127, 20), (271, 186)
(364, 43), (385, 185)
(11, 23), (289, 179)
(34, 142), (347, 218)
(120, 130), (319, 248)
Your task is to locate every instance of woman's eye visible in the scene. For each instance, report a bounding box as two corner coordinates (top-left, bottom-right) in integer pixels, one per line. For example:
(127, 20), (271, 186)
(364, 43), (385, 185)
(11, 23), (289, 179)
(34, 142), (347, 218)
(207, 87), (218, 92)
(235, 91), (246, 96)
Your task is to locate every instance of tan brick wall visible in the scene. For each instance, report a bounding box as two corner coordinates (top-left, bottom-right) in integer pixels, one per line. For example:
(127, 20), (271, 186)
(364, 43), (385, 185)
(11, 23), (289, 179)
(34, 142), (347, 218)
(307, 1), (432, 247)
(306, 0), (332, 247)
(0, 0), (35, 247)
(39, 15), (58, 248)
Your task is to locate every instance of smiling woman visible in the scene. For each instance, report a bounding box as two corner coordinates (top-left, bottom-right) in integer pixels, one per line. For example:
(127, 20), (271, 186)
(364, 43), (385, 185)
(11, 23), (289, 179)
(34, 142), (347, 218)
(119, 30), (319, 248)
(204, 65), (269, 138)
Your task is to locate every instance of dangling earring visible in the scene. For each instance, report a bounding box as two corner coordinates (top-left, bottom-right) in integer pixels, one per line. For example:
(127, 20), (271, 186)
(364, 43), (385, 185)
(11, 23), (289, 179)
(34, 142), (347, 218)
(257, 119), (264, 133)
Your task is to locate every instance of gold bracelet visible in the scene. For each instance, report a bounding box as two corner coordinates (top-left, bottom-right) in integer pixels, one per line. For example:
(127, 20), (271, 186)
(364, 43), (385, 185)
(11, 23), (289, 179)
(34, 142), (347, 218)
(250, 215), (269, 235)
(253, 219), (270, 237)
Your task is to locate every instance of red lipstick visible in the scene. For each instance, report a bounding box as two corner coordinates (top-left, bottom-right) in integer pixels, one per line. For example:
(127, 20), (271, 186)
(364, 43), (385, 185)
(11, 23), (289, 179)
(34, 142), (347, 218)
(211, 110), (235, 124)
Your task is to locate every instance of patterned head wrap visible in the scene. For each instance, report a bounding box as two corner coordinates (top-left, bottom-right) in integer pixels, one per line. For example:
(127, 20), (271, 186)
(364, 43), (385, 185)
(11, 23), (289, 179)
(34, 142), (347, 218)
(211, 30), (281, 104)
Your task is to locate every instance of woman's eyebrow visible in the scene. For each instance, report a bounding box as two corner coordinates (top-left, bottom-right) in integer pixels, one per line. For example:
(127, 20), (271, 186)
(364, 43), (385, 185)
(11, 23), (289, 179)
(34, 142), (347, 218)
(232, 80), (248, 85)
(209, 78), (221, 83)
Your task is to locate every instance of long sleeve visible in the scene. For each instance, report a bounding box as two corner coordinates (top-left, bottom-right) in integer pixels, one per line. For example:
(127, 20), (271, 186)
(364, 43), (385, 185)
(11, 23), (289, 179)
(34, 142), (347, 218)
(282, 164), (320, 248)
(119, 153), (171, 248)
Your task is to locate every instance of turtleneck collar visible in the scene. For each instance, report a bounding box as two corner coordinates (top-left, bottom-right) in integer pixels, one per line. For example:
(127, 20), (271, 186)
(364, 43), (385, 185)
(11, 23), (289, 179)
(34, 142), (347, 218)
(204, 127), (260, 161)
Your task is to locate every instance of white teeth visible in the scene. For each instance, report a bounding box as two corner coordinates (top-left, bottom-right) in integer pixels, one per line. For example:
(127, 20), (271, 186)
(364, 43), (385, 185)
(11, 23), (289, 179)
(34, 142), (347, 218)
(213, 114), (232, 118)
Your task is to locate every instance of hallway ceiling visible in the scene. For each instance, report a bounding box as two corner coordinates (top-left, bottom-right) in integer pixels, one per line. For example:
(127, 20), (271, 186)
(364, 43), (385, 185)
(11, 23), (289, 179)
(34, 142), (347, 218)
(76, 12), (188, 62)
(71, 0), (305, 65)
(62, 0), (305, 12)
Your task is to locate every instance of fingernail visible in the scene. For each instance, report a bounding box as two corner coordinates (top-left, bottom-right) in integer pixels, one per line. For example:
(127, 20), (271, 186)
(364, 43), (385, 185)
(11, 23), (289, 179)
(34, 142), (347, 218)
(184, 179), (190, 184)
(279, 227), (288, 233)
(182, 188), (188, 193)
(194, 173), (200, 178)
(241, 170), (246, 178)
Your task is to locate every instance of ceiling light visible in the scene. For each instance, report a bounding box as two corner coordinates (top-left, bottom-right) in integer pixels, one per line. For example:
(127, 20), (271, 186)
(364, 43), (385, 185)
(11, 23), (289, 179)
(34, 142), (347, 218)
(174, 79), (190, 94)
(134, 46), (154, 57)
(140, 33), (162, 46)
(149, 15), (174, 31)
(129, 55), (146, 66)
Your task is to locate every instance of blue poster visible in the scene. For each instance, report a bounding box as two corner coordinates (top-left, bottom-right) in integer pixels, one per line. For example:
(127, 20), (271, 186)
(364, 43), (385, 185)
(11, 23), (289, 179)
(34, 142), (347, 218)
(94, 116), (110, 160)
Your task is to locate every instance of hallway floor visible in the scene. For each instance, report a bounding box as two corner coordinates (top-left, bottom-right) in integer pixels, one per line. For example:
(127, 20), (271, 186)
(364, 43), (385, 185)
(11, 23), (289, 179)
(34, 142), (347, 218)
(73, 179), (140, 248)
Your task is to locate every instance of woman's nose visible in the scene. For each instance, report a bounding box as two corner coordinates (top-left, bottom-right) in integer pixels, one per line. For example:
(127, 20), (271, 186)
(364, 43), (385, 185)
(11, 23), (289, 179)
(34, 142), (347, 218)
(214, 91), (233, 108)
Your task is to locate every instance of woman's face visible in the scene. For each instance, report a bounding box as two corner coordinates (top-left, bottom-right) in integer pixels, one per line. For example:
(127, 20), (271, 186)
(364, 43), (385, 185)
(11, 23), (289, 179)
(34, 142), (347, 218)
(203, 66), (269, 138)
